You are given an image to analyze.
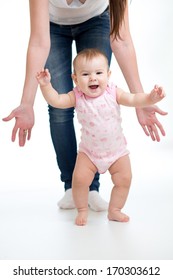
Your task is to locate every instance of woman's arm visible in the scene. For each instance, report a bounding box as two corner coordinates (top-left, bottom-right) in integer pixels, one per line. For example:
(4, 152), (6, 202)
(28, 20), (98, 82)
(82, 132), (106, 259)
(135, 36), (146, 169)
(3, 0), (50, 146)
(21, 0), (50, 105)
(110, 4), (142, 93)
(110, 2), (167, 141)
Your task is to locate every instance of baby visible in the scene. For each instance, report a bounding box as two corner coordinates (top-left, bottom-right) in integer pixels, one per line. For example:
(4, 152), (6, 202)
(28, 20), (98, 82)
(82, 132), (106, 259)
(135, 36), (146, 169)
(36, 48), (165, 226)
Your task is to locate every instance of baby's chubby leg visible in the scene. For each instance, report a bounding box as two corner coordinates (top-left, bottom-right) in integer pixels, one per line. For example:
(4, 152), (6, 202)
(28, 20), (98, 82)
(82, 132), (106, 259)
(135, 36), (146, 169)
(108, 155), (132, 222)
(72, 152), (97, 226)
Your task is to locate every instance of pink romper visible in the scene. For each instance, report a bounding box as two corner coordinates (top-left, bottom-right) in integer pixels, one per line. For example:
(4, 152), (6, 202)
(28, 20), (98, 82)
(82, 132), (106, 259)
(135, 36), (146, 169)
(74, 83), (129, 174)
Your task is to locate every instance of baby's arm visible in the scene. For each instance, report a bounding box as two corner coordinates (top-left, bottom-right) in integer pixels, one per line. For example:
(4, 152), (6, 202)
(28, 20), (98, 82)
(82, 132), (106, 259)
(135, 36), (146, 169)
(36, 69), (75, 108)
(116, 85), (165, 107)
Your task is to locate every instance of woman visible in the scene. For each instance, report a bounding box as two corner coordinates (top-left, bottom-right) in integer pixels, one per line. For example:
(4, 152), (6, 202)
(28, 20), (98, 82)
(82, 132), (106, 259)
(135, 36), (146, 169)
(3, 0), (167, 210)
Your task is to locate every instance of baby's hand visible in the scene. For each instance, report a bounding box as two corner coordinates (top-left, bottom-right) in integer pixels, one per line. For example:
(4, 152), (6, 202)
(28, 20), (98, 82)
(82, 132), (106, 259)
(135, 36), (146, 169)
(36, 69), (51, 86)
(150, 85), (166, 103)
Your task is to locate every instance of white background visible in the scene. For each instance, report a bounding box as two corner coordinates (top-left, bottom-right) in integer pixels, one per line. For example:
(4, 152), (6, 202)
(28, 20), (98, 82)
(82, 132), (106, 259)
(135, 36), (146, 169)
(0, 0), (173, 270)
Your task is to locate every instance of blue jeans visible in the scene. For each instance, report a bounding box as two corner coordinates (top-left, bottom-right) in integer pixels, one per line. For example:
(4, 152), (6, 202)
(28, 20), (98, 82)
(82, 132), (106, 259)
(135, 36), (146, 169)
(45, 8), (112, 191)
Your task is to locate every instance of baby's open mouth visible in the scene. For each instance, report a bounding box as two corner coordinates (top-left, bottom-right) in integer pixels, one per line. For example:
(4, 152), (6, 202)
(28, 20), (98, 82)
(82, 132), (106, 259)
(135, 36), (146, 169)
(89, 85), (99, 89)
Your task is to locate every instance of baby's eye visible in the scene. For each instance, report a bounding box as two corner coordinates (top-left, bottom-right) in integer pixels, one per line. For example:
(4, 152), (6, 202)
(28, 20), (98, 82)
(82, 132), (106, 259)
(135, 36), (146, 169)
(96, 71), (103, 75)
(82, 73), (88, 76)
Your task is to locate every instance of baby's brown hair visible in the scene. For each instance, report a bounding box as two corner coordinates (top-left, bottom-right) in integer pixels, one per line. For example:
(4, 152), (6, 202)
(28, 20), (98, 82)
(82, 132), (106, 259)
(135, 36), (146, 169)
(73, 48), (109, 74)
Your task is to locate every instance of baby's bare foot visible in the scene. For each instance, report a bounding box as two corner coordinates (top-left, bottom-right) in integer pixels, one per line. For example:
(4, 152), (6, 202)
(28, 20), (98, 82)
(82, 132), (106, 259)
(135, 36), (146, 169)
(108, 209), (129, 222)
(75, 211), (88, 226)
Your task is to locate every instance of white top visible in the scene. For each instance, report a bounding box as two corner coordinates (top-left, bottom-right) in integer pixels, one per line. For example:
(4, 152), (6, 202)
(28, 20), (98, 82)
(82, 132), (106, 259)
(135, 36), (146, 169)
(49, 0), (109, 25)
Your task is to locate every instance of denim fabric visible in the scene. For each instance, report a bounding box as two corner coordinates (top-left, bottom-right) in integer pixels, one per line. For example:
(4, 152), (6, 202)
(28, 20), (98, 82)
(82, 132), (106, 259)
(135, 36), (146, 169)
(45, 8), (112, 191)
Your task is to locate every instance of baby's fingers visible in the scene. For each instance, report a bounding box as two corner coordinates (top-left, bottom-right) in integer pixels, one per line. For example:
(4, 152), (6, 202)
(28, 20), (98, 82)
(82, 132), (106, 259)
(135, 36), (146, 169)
(158, 87), (166, 98)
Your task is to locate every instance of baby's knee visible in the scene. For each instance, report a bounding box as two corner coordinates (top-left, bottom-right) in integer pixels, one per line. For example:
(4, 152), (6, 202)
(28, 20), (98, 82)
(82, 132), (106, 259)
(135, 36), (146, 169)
(122, 171), (132, 187)
(72, 170), (85, 186)
(116, 171), (132, 188)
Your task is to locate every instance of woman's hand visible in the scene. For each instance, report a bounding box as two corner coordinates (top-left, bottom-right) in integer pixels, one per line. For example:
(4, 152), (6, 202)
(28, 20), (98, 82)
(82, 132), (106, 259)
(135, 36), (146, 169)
(136, 105), (168, 142)
(3, 104), (35, 147)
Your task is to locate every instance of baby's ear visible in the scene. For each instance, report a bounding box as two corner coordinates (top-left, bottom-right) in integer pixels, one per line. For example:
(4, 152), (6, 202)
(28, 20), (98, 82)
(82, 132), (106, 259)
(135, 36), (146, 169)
(108, 70), (111, 79)
(71, 73), (78, 85)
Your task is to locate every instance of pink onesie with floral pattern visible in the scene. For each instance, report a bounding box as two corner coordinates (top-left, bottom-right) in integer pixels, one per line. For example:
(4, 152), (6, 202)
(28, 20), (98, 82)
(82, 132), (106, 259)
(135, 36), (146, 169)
(74, 83), (129, 174)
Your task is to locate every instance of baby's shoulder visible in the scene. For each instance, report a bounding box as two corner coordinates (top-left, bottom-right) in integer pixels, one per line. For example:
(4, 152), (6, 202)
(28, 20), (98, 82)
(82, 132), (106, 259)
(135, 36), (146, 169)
(106, 82), (117, 98)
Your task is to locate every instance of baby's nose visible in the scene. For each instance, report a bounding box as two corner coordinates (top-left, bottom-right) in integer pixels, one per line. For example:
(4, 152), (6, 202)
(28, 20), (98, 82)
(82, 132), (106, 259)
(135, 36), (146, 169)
(90, 74), (97, 81)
